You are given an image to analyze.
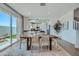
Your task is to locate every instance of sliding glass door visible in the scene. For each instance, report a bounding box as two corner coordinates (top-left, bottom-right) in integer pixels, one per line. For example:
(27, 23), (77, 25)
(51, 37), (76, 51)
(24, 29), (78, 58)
(0, 10), (17, 50)
(12, 16), (17, 43)
(0, 11), (11, 50)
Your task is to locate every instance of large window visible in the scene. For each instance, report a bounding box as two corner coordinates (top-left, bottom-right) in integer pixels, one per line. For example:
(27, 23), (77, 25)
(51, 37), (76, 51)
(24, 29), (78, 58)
(12, 16), (17, 43)
(0, 10), (17, 50)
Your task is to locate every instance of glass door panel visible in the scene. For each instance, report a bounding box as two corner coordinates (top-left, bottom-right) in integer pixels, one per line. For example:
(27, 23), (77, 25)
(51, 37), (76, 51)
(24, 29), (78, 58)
(0, 11), (10, 50)
(12, 16), (17, 43)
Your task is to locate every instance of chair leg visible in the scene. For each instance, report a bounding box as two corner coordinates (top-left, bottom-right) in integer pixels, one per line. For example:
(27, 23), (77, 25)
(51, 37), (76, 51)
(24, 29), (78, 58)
(39, 40), (42, 51)
(56, 40), (59, 49)
(47, 45), (49, 51)
(38, 39), (41, 52)
(31, 40), (33, 53)
(31, 45), (33, 53)
(54, 39), (58, 49)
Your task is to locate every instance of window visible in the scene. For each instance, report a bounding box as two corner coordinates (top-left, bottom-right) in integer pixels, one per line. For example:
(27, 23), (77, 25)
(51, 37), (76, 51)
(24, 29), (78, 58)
(0, 10), (17, 50)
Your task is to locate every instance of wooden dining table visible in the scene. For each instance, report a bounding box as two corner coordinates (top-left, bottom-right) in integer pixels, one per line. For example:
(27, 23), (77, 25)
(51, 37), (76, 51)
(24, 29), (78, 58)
(20, 34), (59, 50)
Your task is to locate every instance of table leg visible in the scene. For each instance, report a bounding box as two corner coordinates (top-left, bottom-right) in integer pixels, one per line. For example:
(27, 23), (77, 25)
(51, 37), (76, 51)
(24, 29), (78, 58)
(49, 37), (52, 50)
(39, 36), (41, 48)
(27, 37), (30, 50)
(29, 37), (32, 50)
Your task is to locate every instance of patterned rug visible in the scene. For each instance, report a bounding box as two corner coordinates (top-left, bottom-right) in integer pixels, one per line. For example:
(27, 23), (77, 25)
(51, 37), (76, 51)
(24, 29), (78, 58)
(0, 41), (71, 56)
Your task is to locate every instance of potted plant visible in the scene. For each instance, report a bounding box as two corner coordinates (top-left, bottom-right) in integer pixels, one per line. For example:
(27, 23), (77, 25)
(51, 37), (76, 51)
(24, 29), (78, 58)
(54, 20), (62, 36)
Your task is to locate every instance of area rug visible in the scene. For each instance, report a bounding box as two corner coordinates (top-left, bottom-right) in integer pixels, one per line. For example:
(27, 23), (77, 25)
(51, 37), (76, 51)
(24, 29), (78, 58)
(0, 42), (71, 56)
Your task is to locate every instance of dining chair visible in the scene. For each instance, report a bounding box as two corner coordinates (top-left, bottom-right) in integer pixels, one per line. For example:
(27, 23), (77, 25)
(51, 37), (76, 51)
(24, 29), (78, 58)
(39, 33), (49, 51)
(30, 31), (50, 52)
(31, 35), (40, 52)
(52, 36), (60, 49)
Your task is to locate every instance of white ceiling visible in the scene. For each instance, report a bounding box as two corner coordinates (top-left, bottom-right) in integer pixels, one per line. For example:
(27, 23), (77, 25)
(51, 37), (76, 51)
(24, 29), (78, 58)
(8, 3), (79, 20)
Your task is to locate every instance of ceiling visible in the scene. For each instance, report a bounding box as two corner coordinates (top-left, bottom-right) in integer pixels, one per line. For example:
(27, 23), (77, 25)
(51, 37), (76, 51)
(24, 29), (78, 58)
(8, 3), (79, 20)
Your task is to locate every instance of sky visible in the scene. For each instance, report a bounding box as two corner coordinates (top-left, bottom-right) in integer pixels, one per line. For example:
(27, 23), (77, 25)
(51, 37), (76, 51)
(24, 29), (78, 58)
(0, 11), (16, 27)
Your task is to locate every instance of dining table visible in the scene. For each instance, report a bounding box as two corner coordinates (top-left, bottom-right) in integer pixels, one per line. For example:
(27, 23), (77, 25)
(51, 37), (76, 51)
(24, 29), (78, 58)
(20, 34), (59, 50)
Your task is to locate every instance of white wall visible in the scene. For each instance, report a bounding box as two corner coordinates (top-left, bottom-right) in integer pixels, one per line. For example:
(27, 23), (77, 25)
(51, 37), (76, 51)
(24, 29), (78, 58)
(76, 31), (79, 48)
(59, 10), (76, 44)
(74, 8), (79, 48)
(24, 17), (31, 30)
(16, 17), (22, 40)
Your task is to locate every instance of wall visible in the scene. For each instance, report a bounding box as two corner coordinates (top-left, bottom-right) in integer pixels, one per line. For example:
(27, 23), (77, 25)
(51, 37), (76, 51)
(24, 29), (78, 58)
(16, 17), (22, 40)
(74, 8), (79, 48)
(24, 17), (30, 30)
(59, 10), (76, 45)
